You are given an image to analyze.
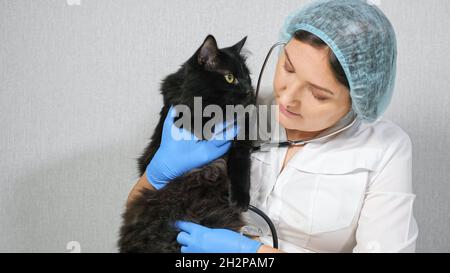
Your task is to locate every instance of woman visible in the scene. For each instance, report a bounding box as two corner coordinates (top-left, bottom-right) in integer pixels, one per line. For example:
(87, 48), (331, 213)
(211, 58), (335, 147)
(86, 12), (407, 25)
(127, 0), (418, 253)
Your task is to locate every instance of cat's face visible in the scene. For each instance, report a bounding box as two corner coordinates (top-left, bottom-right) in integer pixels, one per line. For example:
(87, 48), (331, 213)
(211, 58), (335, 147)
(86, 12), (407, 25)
(183, 35), (254, 108)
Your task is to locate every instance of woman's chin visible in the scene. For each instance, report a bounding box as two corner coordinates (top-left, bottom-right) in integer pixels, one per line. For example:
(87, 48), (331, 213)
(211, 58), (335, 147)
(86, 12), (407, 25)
(277, 111), (303, 130)
(277, 112), (326, 134)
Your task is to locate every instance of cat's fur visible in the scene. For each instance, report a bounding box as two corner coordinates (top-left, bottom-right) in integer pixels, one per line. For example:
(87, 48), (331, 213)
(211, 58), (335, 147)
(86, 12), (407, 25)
(118, 35), (256, 252)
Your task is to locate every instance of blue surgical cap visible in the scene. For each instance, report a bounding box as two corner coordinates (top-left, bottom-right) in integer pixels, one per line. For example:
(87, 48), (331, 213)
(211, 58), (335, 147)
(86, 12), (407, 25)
(279, 0), (397, 123)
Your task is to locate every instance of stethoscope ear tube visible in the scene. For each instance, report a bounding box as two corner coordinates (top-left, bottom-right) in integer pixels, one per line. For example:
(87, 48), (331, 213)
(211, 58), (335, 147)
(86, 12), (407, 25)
(255, 41), (287, 100)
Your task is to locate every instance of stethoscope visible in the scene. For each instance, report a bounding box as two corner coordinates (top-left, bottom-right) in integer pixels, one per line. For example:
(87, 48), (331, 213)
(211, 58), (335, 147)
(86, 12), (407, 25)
(245, 41), (359, 249)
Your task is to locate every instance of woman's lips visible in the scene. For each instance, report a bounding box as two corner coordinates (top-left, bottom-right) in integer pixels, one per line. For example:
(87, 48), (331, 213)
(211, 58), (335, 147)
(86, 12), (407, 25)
(279, 105), (301, 118)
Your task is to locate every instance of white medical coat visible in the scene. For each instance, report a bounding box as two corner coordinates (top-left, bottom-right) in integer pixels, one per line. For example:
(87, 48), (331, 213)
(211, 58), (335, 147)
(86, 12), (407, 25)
(249, 96), (418, 253)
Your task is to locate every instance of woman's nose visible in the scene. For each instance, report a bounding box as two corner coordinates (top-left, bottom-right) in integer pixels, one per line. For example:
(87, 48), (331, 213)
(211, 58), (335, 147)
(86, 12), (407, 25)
(278, 85), (300, 108)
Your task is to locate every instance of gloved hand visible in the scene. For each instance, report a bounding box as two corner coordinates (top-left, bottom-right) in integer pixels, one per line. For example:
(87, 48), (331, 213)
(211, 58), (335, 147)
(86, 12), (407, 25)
(175, 220), (262, 253)
(146, 105), (238, 190)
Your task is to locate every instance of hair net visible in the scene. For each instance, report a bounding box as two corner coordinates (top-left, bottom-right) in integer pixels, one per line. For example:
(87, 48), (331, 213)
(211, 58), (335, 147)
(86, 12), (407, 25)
(279, 0), (397, 123)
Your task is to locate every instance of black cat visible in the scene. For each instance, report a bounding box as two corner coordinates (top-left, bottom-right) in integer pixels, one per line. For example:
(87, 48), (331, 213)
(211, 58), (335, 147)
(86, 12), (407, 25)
(118, 35), (256, 252)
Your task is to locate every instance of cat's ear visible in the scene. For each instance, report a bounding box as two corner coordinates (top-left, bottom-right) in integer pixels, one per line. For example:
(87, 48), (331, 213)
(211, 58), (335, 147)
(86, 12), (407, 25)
(231, 36), (247, 53)
(197, 35), (219, 69)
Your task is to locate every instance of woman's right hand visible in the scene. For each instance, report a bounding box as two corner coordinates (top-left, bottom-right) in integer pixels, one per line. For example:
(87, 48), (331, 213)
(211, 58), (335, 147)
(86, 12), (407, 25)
(146, 106), (239, 190)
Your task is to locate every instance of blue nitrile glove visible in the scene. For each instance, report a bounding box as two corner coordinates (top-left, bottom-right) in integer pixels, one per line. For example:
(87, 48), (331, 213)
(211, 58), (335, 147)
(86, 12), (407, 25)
(175, 220), (262, 253)
(146, 106), (238, 190)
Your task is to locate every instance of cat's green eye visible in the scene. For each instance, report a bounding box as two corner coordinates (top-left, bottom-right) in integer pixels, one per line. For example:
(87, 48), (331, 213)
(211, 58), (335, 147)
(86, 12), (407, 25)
(224, 73), (236, 84)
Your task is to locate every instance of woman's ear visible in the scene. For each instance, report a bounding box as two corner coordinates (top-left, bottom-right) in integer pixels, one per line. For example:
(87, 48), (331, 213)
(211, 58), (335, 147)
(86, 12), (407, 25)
(197, 35), (219, 69)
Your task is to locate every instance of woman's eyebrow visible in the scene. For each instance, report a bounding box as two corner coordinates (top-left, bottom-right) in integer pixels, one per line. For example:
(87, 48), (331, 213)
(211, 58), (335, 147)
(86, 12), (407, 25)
(309, 83), (335, 96)
(284, 47), (335, 96)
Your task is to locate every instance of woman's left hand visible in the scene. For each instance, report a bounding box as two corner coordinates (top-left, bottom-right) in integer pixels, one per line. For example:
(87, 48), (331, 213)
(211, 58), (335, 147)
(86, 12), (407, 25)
(175, 220), (262, 253)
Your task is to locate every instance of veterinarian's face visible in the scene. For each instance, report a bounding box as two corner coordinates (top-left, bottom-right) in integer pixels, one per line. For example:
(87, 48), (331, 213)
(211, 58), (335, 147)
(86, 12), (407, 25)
(273, 39), (351, 135)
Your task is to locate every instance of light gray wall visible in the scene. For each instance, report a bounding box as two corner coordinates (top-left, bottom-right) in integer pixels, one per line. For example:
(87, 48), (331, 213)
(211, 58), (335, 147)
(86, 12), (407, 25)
(0, 0), (449, 252)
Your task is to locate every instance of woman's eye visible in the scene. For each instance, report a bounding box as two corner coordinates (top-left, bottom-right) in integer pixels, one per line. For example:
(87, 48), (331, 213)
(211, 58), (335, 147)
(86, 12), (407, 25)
(306, 85), (328, 101)
(312, 92), (327, 101)
(314, 95), (327, 101)
(224, 73), (237, 84)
